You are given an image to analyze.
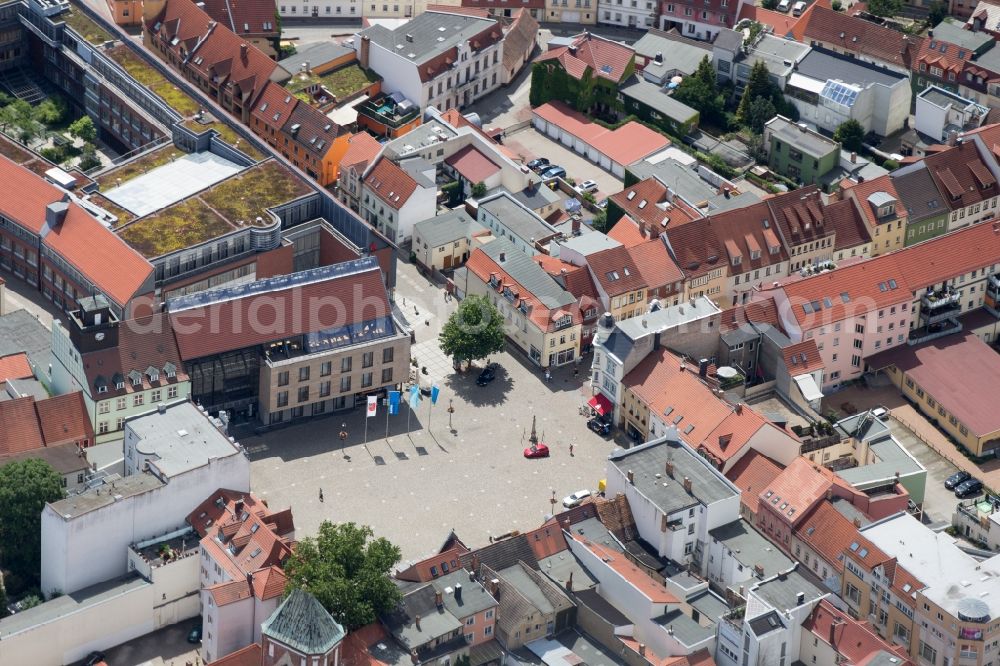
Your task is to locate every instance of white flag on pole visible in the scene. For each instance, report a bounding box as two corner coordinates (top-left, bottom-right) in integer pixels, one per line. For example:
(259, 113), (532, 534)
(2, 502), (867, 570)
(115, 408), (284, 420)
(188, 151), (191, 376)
(367, 395), (378, 418)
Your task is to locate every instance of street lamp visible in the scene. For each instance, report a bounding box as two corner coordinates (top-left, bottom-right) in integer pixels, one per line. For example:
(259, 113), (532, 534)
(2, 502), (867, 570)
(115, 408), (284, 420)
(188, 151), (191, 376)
(549, 488), (557, 515)
(447, 399), (455, 430)
(339, 422), (349, 459)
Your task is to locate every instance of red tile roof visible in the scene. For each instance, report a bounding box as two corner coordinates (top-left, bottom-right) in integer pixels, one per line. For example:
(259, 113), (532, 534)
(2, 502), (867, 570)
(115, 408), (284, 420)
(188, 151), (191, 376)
(890, 215), (1000, 292)
(0, 352), (33, 383)
(340, 131), (383, 170)
(803, 600), (912, 665)
(795, 500), (865, 572)
(532, 102), (669, 165)
(608, 215), (655, 247)
(579, 539), (677, 603)
(445, 145), (501, 184)
(0, 397), (44, 455)
(169, 263), (391, 359)
(534, 33), (634, 83)
(587, 245), (647, 297)
(80, 313), (187, 398)
(843, 174), (903, 232)
(923, 141), (998, 210)
(782, 340), (824, 375)
(914, 35), (974, 76)
(765, 186), (832, 247)
(342, 623), (395, 666)
(738, 3), (802, 37)
(461, 0), (544, 9)
(0, 155), (63, 234)
(187, 488), (255, 537)
(726, 450), (784, 516)
(609, 178), (700, 235)
(34, 392), (94, 448)
(794, 6), (922, 70)
(251, 81), (298, 133)
(212, 643), (263, 666)
(200, 0), (278, 36)
(823, 197), (872, 252)
(43, 203), (153, 308)
(365, 158), (418, 210)
(868, 332), (1000, 436)
(720, 297), (782, 333)
(760, 458), (835, 527)
(628, 239), (684, 293)
(199, 491), (295, 582)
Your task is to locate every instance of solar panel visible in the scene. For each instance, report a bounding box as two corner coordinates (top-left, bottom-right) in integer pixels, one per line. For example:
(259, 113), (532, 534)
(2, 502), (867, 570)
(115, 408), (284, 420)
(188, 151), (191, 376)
(821, 80), (859, 108)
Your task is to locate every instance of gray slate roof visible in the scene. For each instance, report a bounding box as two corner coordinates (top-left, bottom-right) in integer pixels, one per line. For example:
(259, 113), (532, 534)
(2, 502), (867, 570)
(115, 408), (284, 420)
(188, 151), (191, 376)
(890, 162), (947, 224)
(415, 209), (484, 249)
(480, 192), (560, 244)
(511, 183), (561, 211)
(713, 28), (743, 52)
(462, 532), (540, 573)
(262, 589), (346, 655)
(384, 585), (463, 648)
(627, 159), (758, 214)
(621, 77), (699, 123)
(653, 609), (714, 646)
(608, 436), (739, 515)
(632, 29), (710, 77)
(751, 566), (826, 612)
(432, 570), (499, 618)
(765, 116), (839, 158)
(538, 550), (598, 590)
(481, 239), (576, 310)
(931, 17), (993, 52)
(796, 47), (906, 87)
(709, 520), (793, 578)
(360, 11), (497, 65)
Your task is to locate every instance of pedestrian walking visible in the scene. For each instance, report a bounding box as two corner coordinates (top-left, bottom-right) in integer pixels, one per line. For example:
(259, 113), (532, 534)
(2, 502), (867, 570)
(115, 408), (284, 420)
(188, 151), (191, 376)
(318, 488), (324, 502)
(569, 443), (575, 457)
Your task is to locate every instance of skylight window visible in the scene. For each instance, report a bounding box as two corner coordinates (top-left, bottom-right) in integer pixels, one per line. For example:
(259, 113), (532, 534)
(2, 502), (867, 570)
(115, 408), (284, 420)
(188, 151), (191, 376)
(888, 279), (898, 289)
(878, 282), (888, 292)
(249, 547), (262, 558)
(841, 292), (850, 303)
(850, 541), (860, 551)
(803, 302), (814, 314)
(823, 297), (833, 308)
(684, 424), (694, 434)
(627, 191), (636, 200)
(673, 414), (683, 424)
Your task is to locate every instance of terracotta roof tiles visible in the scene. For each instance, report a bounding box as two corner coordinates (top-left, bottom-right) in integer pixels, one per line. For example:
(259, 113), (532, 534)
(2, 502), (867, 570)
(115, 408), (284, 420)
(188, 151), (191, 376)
(609, 178), (700, 234)
(924, 141), (998, 210)
(795, 6), (922, 70)
(725, 450), (784, 516)
(760, 458), (834, 527)
(628, 239), (684, 293)
(803, 599), (912, 665)
(340, 131), (383, 170)
(445, 145), (501, 184)
(0, 397), (45, 455)
(580, 539), (676, 603)
(0, 352), (33, 383)
(365, 158), (418, 211)
(34, 392), (94, 447)
(534, 33), (634, 83)
(782, 340), (824, 374)
(0, 155), (63, 234)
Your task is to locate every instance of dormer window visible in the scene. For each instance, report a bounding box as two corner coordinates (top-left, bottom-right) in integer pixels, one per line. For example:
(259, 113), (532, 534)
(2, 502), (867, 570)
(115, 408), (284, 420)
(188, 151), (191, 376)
(113, 373), (125, 390)
(128, 369), (143, 387)
(750, 250), (761, 260)
(164, 362), (176, 378)
(731, 255), (742, 266)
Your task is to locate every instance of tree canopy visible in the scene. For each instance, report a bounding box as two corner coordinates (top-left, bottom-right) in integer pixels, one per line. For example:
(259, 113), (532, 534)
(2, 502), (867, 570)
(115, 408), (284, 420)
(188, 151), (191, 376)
(673, 56), (726, 128)
(439, 294), (506, 367)
(284, 522), (401, 630)
(745, 97), (777, 134)
(0, 460), (65, 592)
(866, 0), (902, 17)
(69, 116), (97, 143)
(834, 119), (866, 152)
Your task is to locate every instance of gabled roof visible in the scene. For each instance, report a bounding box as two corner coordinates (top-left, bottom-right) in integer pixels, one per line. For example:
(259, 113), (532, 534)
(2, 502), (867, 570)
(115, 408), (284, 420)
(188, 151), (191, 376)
(923, 140), (998, 209)
(822, 197), (872, 252)
(199, 0), (278, 36)
(445, 145), (501, 183)
(609, 177), (700, 233)
(759, 458), (835, 527)
(501, 9), (539, 73)
(726, 450), (784, 516)
(263, 589), (346, 655)
(914, 33), (975, 75)
(0, 397), (44, 455)
(587, 245), (647, 296)
(844, 173), (902, 232)
(251, 80), (298, 133)
(720, 297), (782, 334)
(577, 539), (677, 603)
(211, 643), (263, 666)
(0, 155), (63, 234)
(795, 500), (871, 572)
(80, 313), (187, 398)
(340, 131), (383, 171)
(0, 391), (94, 456)
(0, 353), (32, 383)
(628, 239), (684, 292)
(889, 162), (946, 224)
(765, 186), (830, 245)
(365, 158), (418, 210)
(795, 6), (922, 70)
(281, 100), (343, 159)
(803, 599), (912, 665)
(534, 33), (634, 83)
(782, 339), (824, 375)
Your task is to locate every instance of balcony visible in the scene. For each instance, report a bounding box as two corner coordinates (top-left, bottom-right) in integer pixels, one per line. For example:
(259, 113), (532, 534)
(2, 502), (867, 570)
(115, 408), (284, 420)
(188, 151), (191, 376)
(987, 274), (1000, 317)
(907, 318), (962, 346)
(920, 287), (961, 324)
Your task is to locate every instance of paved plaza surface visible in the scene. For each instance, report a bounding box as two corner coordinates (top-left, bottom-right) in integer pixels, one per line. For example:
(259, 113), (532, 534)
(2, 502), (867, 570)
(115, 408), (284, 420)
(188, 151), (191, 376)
(246, 258), (617, 563)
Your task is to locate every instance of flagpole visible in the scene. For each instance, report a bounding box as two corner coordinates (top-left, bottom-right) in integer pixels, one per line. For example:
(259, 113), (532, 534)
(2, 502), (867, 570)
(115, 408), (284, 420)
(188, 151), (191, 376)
(364, 398), (369, 445)
(427, 391), (433, 433)
(407, 388), (412, 436)
(385, 393), (390, 440)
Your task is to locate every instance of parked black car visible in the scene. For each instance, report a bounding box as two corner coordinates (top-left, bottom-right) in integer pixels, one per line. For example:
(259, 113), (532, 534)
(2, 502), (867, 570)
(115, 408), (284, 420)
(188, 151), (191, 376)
(527, 158), (550, 171)
(476, 363), (498, 386)
(587, 417), (611, 436)
(944, 470), (972, 490)
(955, 478), (984, 498)
(540, 165), (566, 179)
(187, 623), (203, 644)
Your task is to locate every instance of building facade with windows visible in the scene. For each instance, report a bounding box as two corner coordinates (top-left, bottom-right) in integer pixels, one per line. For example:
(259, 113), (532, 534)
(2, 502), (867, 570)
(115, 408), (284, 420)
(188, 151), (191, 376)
(599, 0), (656, 29)
(659, 0), (741, 41)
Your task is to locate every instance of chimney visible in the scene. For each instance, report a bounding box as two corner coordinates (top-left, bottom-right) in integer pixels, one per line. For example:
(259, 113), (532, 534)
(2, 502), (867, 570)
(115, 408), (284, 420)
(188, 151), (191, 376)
(639, 644), (647, 657)
(627, 470), (635, 484)
(46, 201), (69, 228)
(850, 151), (857, 164)
(415, 615), (422, 631)
(360, 35), (371, 69)
(698, 358), (709, 377)
(469, 569), (476, 582)
(853, 517), (862, 528)
(660, 514), (669, 532)
(472, 554), (480, 574)
(665, 460), (674, 478)
(638, 219), (647, 237)
(796, 592), (805, 605)
(499, 251), (506, 263)
(682, 476), (692, 494)
(566, 572), (574, 592)
(406, 33), (414, 42)
(157, 402), (167, 414)
(571, 217), (581, 234)
(410, 651), (419, 665)
(753, 563), (765, 577)
(830, 617), (843, 646)
(489, 578), (500, 596)
(454, 583), (463, 602)
(234, 499), (244, 517)
(240, 43), (248, 59)
(434, 591), (443, 608)
(719, 434), (732, 450)
(735, 403), (743, 415)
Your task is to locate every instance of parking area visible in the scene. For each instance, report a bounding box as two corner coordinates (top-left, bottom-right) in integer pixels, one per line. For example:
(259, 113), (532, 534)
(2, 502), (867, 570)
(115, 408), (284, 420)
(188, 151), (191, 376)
(97, 617), (201, 666)
(885, 415), (961, 526)
(245, 259), (616, 563)
(504, 127), (624, 200)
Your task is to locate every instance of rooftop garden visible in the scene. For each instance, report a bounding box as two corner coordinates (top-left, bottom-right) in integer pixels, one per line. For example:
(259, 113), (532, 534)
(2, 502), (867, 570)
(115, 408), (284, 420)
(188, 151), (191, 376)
(89, 193), (136, 227)
(95, 143), (183, 189)
(116, 198), (235, 258)
(0, 134), (35, 164)
(106, 46), (201, 118)
(284, 64), (379, 104)
(60, 6), (114, 45)
(181, 118), (265, 161)
(200, 160), (311, 226)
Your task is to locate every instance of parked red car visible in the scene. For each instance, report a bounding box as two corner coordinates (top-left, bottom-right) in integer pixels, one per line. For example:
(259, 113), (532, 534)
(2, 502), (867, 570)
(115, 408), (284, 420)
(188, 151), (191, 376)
(523, 443), (550, 459)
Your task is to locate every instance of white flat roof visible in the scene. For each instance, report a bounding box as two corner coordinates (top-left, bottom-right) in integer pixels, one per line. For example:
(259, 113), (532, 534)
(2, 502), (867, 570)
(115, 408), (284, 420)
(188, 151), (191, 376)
(788, 72), (825, 95)
(793, 374), (823, 402)
(102, 151), (245, 217)
(327, 94), (370, 126)
(128, 401), (241, 478)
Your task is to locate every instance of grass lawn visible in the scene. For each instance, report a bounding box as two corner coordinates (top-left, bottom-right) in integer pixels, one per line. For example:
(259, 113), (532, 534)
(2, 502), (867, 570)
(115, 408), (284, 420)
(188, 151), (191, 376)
(116, 198), (235, 258)
(181, 118), (265, 161)
(61, 7), (114, 45)
(201, 160), (311, 225)
(107, 47), (201, 118)
(96, 144), (184, 189)
(284, 64), (379, 102)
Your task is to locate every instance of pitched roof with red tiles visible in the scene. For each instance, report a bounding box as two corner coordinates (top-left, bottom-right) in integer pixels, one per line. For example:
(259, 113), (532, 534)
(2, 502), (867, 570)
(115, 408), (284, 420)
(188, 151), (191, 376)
(0, 155), (63, 234)
(609, 178), (701, 234)
(759, 458), (834, 527)
(738, 3), (803, 38)
(148, 0), (283, 105)
(187, 489), (256, 537)
(844, 173), (904, 232)
(461, 0), (544, 9)
(0, 397), (45, 455)
(726, 450), (784, 516)
(608, 215), (655, 247)
(0, 352), (32, 383)
(282, 100), (344, 159)
(628, 239), (684, 293)
(720, 297), (782, 333)
(251, 80), (298, 133)
(794, 6), (922, 70)
(532, 255), (601, 311)
(923, 140), (998, 210)
(892, 217), (1000, 291)
(578, 538), (677, 603)
(342, 623), (396, 666)
(914, 34), (974, 76)
(200, 0), (279, 37)
(586, 245), (647, 297)
(169, 262), (391, 360)
(534, 33), (634, 83)
(795, 500), (867, 572)
(200, 492), (295, 581)
(522, 521), (570, 559)
(765, 186), (833, 247)
(824, 197), (872, 252)
(532, 102), (669, 165)
(43, 204), (153, 308)
(34, 392), (94, 447)
(445, 145), (501, 183)
(804, 599), (913, 665)
(365, 157), (418, 210)
(782, 339), (824, 375)
(211, 643), (263, 666)
(340, 131), (383, 171)
(81, 313), (187, 398)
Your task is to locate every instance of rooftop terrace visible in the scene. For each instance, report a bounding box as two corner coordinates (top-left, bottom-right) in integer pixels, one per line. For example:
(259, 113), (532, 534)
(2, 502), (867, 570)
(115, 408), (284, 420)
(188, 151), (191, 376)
(95, 143), (184, 191)
(182, 116), (265, 161)
(114, 160), (311, 257)
(59, 5), (113, 45)
(105, 45), (200, 118)
(357, 93), (421, 130)
(284, 64), (379, 104)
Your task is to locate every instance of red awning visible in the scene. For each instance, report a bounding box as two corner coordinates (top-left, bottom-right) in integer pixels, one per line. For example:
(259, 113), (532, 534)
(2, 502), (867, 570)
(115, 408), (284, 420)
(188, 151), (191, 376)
(588, 393), (613, 416)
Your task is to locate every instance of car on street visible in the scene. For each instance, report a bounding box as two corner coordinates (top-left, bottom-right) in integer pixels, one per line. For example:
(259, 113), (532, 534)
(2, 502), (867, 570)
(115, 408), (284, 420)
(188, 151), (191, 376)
(540, 166), (567, 180)
(562, 489), (592, 507)
(944, 470), (972, 490)
(587, 417), (611, 436)
(527, 158), (550, 171)
(476, 363), (498, 386)
(576, 179), (598, 193)
(187, 623), (203, 644)
(955, 478), (984, 498)
(83, 652), (107, 666)
(524, 443), (550, 459)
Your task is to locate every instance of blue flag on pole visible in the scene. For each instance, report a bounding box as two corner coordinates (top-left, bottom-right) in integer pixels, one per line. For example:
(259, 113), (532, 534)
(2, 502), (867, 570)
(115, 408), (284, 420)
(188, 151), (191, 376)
(431, 385), (440, 404)
(409, 385), (420, 409)
(388, 390), (400, 415)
